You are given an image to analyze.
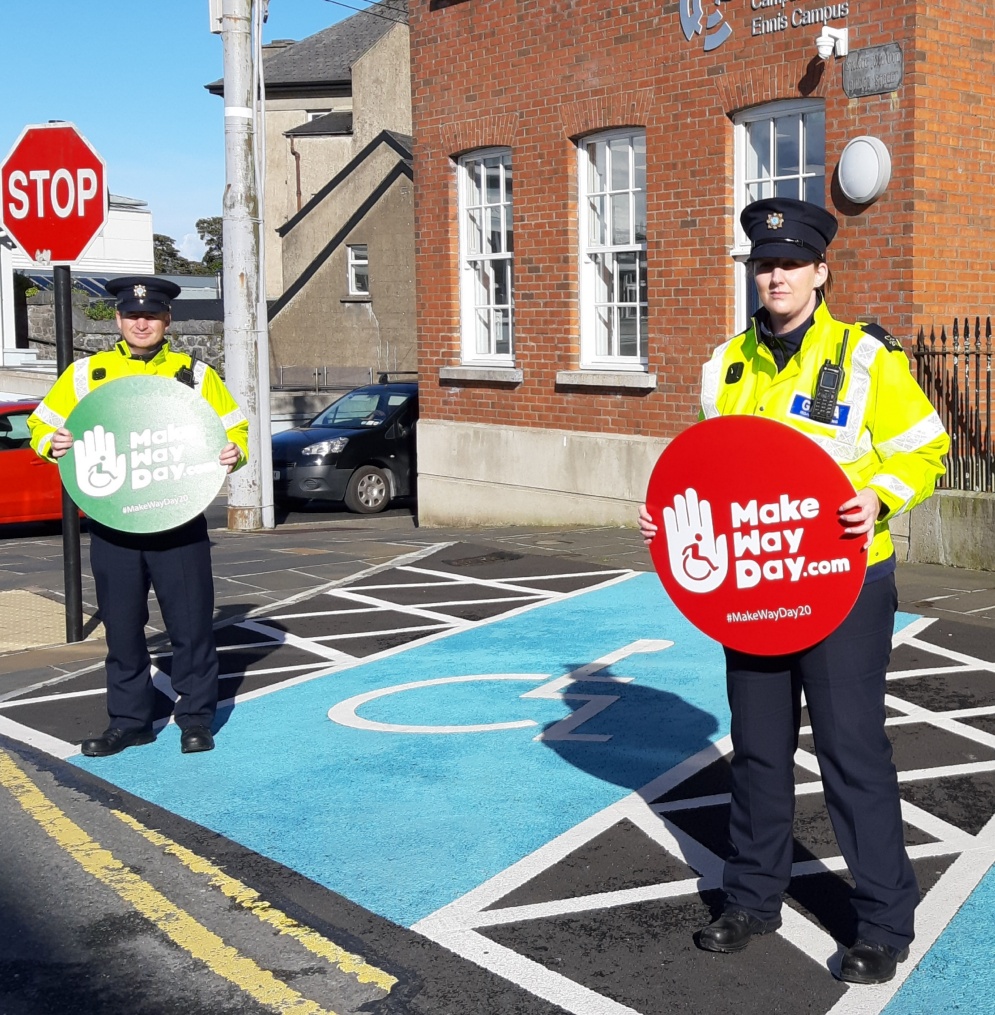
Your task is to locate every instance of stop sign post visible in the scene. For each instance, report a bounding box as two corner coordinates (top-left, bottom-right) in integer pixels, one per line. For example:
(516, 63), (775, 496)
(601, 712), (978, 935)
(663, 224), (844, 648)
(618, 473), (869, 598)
(0, 122), (108, 264)
(1, 123), (108, 643)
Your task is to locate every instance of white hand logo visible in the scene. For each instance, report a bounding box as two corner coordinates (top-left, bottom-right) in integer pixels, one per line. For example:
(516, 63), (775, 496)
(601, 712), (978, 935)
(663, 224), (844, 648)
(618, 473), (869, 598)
(74, 426), (127, 498)
(663, 488), (729, 593)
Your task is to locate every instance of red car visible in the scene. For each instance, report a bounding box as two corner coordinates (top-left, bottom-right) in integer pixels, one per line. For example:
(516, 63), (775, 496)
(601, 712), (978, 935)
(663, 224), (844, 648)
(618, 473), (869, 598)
(0, 399), (67, 524)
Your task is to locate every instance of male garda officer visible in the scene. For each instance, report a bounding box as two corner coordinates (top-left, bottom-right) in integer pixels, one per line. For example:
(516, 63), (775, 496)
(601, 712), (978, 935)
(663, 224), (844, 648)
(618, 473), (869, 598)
(28, 276), (249, 757)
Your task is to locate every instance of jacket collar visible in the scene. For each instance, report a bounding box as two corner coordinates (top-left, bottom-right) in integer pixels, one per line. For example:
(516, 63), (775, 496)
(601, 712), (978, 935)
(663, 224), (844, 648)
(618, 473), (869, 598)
(115, 338), (170, 363)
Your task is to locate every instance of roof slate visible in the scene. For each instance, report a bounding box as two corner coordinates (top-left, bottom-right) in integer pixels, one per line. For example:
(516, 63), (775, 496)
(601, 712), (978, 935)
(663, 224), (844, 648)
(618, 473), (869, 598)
(264, 0), (408, 86)
(285, 112), (354, 137)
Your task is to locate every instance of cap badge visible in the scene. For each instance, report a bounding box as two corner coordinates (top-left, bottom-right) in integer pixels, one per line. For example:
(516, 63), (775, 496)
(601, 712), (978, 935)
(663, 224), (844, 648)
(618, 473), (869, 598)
(766, 212), (785, 230)
(133, 284), (147, 298)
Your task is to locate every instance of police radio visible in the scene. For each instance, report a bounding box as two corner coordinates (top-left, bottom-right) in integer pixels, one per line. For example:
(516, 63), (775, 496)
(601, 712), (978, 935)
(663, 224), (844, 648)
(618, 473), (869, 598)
(809, 329), (849, 424)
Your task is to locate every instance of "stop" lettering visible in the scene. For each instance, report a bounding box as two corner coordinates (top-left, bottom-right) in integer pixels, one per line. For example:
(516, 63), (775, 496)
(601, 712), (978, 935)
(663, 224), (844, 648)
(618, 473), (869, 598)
(5, 168), (99, 220)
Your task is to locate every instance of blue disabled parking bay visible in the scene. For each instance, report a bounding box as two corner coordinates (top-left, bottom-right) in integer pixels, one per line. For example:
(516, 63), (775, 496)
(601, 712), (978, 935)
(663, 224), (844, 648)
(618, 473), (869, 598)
(72, 572), (918, 930)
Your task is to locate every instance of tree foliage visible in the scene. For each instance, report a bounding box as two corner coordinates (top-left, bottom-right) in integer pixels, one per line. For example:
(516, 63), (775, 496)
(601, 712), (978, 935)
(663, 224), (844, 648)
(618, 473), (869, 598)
(153, 233), (217, 276)
(196, 216), (223, 273)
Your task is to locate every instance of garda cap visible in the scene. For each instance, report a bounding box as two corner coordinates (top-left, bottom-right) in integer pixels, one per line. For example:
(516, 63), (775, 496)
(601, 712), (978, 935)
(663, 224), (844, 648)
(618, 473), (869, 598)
(105, 275), (181, 315)
(741, 197), (838, 262)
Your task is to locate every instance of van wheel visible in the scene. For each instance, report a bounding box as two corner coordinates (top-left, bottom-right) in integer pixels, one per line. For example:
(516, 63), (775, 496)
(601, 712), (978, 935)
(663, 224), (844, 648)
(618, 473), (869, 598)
(345, 466), (390, 514)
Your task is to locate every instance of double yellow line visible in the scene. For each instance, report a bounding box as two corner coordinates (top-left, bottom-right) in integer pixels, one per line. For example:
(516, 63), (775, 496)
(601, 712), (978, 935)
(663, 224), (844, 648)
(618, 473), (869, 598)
(0, 747), (396, 1015)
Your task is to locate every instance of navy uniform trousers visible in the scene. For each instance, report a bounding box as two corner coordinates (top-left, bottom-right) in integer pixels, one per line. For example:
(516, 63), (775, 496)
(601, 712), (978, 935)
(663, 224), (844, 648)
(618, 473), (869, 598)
(721, 572), (917, 951)
(89, 515), (219, 733)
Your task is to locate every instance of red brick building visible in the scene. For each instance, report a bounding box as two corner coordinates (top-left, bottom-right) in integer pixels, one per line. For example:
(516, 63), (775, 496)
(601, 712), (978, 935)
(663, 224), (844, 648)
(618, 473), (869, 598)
(409, 0), (995, 526)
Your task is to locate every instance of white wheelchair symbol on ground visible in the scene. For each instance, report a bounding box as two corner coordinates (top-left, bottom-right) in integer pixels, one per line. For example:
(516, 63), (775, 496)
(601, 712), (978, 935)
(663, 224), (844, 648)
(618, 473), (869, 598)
(327, 639), (673, 740)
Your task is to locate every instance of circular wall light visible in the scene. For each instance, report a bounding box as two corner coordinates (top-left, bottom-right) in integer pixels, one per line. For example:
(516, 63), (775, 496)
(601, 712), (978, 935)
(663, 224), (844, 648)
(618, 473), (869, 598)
(838, 135), (892, 204)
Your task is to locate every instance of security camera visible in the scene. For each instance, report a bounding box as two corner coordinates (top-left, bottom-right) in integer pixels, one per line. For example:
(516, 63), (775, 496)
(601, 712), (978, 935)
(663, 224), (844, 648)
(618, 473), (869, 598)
(815, 25), (849, 59)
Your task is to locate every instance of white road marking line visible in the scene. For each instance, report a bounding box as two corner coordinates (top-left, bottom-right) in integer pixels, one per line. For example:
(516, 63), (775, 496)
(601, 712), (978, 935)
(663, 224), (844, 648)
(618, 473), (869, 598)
(223, 571), (644, 707)
(428, 929), (643, 1015)
(400, 564), (623, 598)
(325, 589), (478, 626)
(269, 607), (403, 619)
(0, 714), (78, 759)
(0, 687), (107, 708)
(310, 624), (451, 642)
(350, 595), (546, 608)
(237, 620), (357, 664)
(416, 621), (995, 1015)
(902, 636), (995, 671)
(469, 876), (708, 929)
(825, 813), (995, 1015)
(619, 796), (725, 880)
(892, 616), (937, 641)
(238, 541), (456, 617)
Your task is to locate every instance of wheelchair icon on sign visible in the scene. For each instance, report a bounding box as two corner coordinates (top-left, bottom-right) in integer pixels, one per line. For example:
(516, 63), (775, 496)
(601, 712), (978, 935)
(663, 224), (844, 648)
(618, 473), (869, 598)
(327, 639), (673, 740)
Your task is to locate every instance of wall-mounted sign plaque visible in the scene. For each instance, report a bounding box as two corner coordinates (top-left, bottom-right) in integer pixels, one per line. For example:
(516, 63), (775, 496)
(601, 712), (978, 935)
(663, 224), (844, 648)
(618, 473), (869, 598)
(843, 43), (904, 98)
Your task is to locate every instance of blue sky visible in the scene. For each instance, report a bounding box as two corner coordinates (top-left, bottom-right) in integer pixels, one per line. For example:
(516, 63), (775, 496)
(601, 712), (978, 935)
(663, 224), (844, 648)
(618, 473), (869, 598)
(0, 0), (371, 260)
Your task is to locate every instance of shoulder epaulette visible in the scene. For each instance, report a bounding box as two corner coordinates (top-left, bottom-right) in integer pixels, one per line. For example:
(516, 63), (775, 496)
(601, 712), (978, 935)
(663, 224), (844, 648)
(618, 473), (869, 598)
(861, 322), (904, 352)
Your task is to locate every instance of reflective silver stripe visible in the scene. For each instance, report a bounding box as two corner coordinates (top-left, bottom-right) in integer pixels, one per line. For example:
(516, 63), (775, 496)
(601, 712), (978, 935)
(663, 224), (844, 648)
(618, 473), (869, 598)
(871, 473), (916, 513)
(72, 358), (91, 401)
(220, 407), (247, 429)
(800, 428), (872, 464)
(37, 432), (54, 456)
(877, 411), (946, 458)
(700, 339), (735, 419)
(32, 401), (65, 428)
(832, 332), (876, 449)
(192, 360), (209, 393)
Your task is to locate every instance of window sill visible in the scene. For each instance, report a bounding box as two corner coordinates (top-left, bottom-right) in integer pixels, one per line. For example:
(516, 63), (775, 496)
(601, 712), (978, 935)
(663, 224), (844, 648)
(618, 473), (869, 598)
(439, 366), (524, 385)
(555, 370), (657, 391)
(340, 295), (371, 304)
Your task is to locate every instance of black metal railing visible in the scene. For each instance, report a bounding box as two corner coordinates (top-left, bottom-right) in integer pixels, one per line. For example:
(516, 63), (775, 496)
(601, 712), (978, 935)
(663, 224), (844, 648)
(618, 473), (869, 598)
(914, 317), (993, 492)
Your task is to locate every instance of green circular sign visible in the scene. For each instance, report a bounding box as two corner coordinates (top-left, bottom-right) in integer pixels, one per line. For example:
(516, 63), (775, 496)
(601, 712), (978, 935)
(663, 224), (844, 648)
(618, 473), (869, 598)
(59, 375), (228, 533)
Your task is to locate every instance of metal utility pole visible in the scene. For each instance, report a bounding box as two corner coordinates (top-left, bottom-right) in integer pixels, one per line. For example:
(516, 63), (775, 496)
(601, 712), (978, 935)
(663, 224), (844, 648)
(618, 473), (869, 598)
(219, 0), (273, 529)
(53, 266), (83, 642)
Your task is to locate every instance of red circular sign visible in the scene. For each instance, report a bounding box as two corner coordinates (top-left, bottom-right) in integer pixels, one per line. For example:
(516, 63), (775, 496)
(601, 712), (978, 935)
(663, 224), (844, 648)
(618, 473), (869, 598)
(0, 123), (108, 265)
(645, 416), (866, 654)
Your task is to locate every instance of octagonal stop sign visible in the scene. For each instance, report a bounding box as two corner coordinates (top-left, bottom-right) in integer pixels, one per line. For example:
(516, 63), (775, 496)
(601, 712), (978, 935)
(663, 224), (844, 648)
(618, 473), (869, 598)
(0, 122), (108, 264)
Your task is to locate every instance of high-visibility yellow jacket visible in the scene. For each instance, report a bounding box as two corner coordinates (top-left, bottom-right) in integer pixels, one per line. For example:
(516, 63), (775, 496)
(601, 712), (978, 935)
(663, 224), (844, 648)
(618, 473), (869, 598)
(28, 340), (249, 468)
(700, 301), (949, 568)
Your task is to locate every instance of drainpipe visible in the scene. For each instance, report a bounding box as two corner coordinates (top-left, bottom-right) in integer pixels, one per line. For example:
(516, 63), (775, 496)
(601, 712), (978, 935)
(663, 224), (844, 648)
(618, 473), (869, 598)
(290, 137), (302, 212)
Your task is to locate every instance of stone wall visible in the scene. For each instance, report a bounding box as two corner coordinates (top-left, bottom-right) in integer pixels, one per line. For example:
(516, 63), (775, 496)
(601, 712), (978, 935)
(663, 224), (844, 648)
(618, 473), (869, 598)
(26, 293), (225, 373)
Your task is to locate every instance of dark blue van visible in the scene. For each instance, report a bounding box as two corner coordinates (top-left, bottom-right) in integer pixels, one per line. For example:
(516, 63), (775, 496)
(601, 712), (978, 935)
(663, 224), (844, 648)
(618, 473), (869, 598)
(271, 381), (417, 513)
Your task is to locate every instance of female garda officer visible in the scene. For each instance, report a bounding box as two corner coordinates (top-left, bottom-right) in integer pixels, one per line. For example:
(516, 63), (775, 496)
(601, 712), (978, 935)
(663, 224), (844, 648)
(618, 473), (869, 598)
(638, 197), (948, 985)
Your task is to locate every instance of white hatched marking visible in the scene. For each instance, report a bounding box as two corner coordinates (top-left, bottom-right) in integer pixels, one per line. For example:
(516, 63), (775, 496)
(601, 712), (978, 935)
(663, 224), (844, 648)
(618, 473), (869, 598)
(416, 619), (995, 1015)
(0, 687), (107, 708)
(428, 929), (642, 1015)
(310, 623), (451, 642)
(327, 588), (477, 627)
(469, 876), (707, 929)
(900, 636), (995, 672)
(209, 569), (642, 710)
(238, 619), (357, 664)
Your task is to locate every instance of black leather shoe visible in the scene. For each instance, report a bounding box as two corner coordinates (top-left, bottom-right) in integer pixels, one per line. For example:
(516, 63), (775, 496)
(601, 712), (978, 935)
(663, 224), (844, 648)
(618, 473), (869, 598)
(180, 726), (215, 753)
(697, 909), (782, 953)
(80, 727), (155, 757)
(839, 939), (909, 984)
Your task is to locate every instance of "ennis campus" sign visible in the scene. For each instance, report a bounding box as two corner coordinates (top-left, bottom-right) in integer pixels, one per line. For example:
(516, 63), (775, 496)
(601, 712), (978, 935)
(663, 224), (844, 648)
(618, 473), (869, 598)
(749, 0), (848, 38)
(679, 0), (850, 52)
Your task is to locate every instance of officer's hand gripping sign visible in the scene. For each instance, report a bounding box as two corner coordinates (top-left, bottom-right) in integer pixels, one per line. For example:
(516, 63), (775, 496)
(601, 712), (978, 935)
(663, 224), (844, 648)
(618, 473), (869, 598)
(59, 376), (228, 533)
(646, 416), (866, 654)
